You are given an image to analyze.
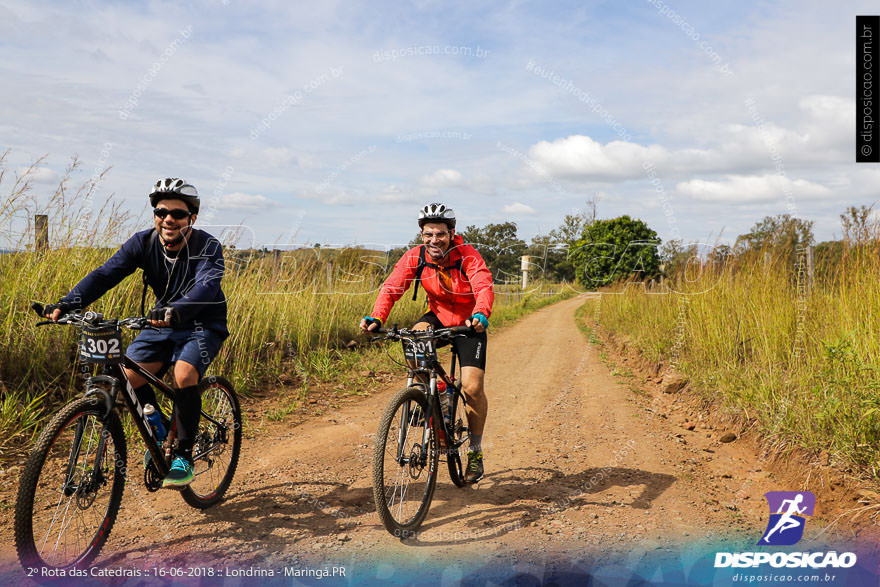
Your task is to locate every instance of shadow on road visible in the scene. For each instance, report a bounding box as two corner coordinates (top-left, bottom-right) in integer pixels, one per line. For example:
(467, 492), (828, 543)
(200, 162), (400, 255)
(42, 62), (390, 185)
(406, 465), (676, 546)
(100, 465), (676, 561)
(100, 480), (370, 565)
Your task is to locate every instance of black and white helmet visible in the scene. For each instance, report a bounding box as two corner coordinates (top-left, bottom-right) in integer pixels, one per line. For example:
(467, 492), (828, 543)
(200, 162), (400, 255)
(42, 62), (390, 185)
(149, 178), (200, 213)
(418, 203), (456, 229)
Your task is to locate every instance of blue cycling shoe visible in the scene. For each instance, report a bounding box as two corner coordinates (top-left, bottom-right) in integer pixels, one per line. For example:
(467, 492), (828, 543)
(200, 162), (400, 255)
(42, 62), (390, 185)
(162, 456), (194, 488)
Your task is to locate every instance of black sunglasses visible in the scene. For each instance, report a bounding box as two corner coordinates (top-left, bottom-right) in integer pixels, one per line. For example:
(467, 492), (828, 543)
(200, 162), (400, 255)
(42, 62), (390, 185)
(153, 208), (191, 220)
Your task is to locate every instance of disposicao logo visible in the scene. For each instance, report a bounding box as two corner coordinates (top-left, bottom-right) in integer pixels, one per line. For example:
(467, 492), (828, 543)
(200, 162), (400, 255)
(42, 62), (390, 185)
(758, 491), (815, 546)
(714, 490), (858, 570)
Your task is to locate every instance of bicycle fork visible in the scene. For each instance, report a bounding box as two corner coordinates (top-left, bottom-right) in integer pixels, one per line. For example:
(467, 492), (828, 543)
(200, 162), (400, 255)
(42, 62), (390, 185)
(62, 413), (111, 498)
(395, 387), (433, 470)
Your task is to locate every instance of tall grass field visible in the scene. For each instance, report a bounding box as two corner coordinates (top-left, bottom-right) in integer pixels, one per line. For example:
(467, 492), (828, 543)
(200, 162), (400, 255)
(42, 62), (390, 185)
(589, 247), (880, 478)
(0, 157), (572, 460)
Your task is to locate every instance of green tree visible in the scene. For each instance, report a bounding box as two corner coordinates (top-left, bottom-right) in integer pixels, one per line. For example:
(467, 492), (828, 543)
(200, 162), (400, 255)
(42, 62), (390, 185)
(659, 239), (688, 277)
(840, 204), (875, 246)
(735, 214), (814, 255)
(708, 243), (732, 269)
(459, 221), (526, 282)
(570, 215), (661, 288)
(528, 203), (596, 282)
(734, 214), (815, 275)
(526, 234), (566, 281)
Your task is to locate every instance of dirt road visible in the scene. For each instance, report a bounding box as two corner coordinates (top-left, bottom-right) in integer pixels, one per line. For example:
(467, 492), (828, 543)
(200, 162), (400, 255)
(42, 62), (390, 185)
(0, 296), (858, 582)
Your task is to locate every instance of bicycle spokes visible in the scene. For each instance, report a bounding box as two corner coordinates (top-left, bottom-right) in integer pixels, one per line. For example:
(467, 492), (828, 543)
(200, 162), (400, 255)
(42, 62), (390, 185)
(374, 388), (438, 533)
(21, 404), (124, 569)
(386, 400), (425, 518)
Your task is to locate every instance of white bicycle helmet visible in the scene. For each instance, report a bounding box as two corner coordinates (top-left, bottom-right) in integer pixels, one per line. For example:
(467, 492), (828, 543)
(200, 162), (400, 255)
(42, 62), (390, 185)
(418, 203), (456, 229)
(149, 178), (200, 213)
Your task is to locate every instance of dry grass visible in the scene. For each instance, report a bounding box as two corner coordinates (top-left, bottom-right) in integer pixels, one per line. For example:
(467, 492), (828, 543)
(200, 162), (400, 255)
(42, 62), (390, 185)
(589, 245), (880, 477)
(0, 153), (571, 460)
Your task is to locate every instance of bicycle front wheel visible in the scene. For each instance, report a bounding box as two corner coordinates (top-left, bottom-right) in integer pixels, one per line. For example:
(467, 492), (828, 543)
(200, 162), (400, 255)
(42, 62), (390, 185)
(14, 396), (127, 570)
(373, 386), (439, 537)
(181, 375), (242, 509)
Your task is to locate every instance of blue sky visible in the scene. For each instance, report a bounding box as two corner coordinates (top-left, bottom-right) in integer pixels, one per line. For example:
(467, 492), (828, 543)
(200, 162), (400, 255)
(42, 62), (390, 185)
(1, 0), (877, 249)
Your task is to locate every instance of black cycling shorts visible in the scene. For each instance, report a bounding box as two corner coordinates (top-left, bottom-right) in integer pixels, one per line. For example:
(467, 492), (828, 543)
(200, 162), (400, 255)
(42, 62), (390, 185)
(414, 311), (487, 370)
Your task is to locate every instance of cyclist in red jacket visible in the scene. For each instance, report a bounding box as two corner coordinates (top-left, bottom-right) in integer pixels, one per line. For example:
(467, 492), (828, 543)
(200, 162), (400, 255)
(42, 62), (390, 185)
(360, 203), (494, 483)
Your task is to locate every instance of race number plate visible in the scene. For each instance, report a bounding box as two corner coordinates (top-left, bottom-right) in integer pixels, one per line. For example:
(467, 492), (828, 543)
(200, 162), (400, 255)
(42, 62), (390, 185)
(402, 339), (437, 363)
(79, 325), (123, 364)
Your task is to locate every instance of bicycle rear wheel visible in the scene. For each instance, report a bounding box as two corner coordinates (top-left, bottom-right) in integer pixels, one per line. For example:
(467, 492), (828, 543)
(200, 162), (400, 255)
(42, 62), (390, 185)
(14, 396), (127, 570)
(181, 375), (242, 509)
(373, 386), (439, 537)
(446, 383), (470, 487)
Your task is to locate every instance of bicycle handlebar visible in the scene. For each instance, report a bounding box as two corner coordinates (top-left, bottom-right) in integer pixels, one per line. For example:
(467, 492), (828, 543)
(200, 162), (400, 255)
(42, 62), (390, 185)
(31, 302), (151, 330)
(368, 325), (473, 341)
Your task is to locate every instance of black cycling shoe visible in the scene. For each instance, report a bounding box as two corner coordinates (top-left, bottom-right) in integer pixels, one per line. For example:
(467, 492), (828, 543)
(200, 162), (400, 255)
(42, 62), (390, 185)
(464, 450), (484, 483)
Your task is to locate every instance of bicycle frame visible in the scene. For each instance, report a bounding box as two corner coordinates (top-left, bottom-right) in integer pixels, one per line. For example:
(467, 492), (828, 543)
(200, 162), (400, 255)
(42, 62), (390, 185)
(78, 358), (173, 477)
(403, 347), (468, 462)
(82, 355), (229, 478)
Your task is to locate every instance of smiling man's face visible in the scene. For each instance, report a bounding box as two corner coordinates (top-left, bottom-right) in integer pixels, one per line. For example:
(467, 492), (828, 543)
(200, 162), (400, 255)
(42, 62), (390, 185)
(420, 222), (454, 261)
(153, 198), (195, 249)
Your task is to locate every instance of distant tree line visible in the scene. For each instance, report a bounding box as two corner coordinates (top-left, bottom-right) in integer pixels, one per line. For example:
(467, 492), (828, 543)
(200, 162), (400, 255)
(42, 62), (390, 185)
(382, 202), (878, 290)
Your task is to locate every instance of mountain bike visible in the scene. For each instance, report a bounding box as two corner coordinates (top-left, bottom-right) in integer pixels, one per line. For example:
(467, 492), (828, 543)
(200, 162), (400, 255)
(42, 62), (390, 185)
(369, 325), (473, 537)
(14, 303), (242, 571)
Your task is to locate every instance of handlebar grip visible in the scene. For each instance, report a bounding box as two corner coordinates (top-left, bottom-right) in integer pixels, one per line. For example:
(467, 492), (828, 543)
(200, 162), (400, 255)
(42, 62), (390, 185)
(31, 302), (45, 317)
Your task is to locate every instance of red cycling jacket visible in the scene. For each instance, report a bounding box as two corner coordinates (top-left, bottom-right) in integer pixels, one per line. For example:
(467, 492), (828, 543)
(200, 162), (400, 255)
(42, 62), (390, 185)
(371, 234), (495, 327)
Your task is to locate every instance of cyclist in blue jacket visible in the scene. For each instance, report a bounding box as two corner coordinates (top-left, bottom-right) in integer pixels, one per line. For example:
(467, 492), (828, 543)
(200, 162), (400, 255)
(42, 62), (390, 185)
(44, 178), (228, 488)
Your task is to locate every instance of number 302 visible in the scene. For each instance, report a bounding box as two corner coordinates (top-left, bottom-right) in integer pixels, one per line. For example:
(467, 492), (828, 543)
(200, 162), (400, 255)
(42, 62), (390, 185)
(86, 337), (120, 355)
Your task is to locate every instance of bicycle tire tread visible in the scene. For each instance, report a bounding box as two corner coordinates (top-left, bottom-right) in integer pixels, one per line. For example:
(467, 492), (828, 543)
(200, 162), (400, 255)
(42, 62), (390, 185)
(14, 396), (126, 570)
(372, 386), (438, 536)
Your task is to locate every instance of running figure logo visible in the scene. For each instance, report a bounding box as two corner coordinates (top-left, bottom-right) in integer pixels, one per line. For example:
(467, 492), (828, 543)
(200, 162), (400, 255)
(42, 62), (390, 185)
(758, 491), (815, 546)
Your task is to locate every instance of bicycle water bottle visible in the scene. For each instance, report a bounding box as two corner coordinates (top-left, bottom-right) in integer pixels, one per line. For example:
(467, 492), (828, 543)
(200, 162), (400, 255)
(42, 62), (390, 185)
(437, 380), (449, 422)
(144, 404), (166, 442)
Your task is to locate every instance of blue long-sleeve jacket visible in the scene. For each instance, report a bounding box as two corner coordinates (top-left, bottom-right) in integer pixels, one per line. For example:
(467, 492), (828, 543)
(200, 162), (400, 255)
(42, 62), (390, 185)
(61, 228), (228, 335)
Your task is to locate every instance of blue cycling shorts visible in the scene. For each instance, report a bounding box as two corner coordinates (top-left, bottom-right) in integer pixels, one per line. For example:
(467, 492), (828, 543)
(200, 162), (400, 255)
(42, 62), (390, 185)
(126, 326), (227, 378)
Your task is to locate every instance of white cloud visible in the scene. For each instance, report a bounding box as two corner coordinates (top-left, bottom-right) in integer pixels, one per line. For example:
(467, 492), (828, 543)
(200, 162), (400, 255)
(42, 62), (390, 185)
(299, 185), (363, 206)
(259, 147), (321, 169)
(262, 147), (294, 167)
(16, 166), (58, 184)
(527, 135), (668, 180)
(502, 202), (536, 215)
(0, 1), (867, 245)
(419, 168), (464, 188)
(377, 185), (419, 203)
(676, 175), (831, 203)
(215, 192), (278, 211)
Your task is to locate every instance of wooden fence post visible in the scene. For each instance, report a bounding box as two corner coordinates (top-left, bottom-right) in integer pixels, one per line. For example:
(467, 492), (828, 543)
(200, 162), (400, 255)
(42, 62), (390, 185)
(35, 215), (48, 252)
(807, 245), (814, 290)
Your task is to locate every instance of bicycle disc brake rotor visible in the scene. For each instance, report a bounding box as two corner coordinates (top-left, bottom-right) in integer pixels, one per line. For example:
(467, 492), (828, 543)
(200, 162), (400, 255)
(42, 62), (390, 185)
(75, 471), (101, 509)
(408, 444), (425, 479)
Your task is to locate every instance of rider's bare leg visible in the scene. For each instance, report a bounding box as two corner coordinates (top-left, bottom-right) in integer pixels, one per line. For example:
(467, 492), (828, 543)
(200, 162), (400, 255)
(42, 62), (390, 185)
(461, 366), (486, 437)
